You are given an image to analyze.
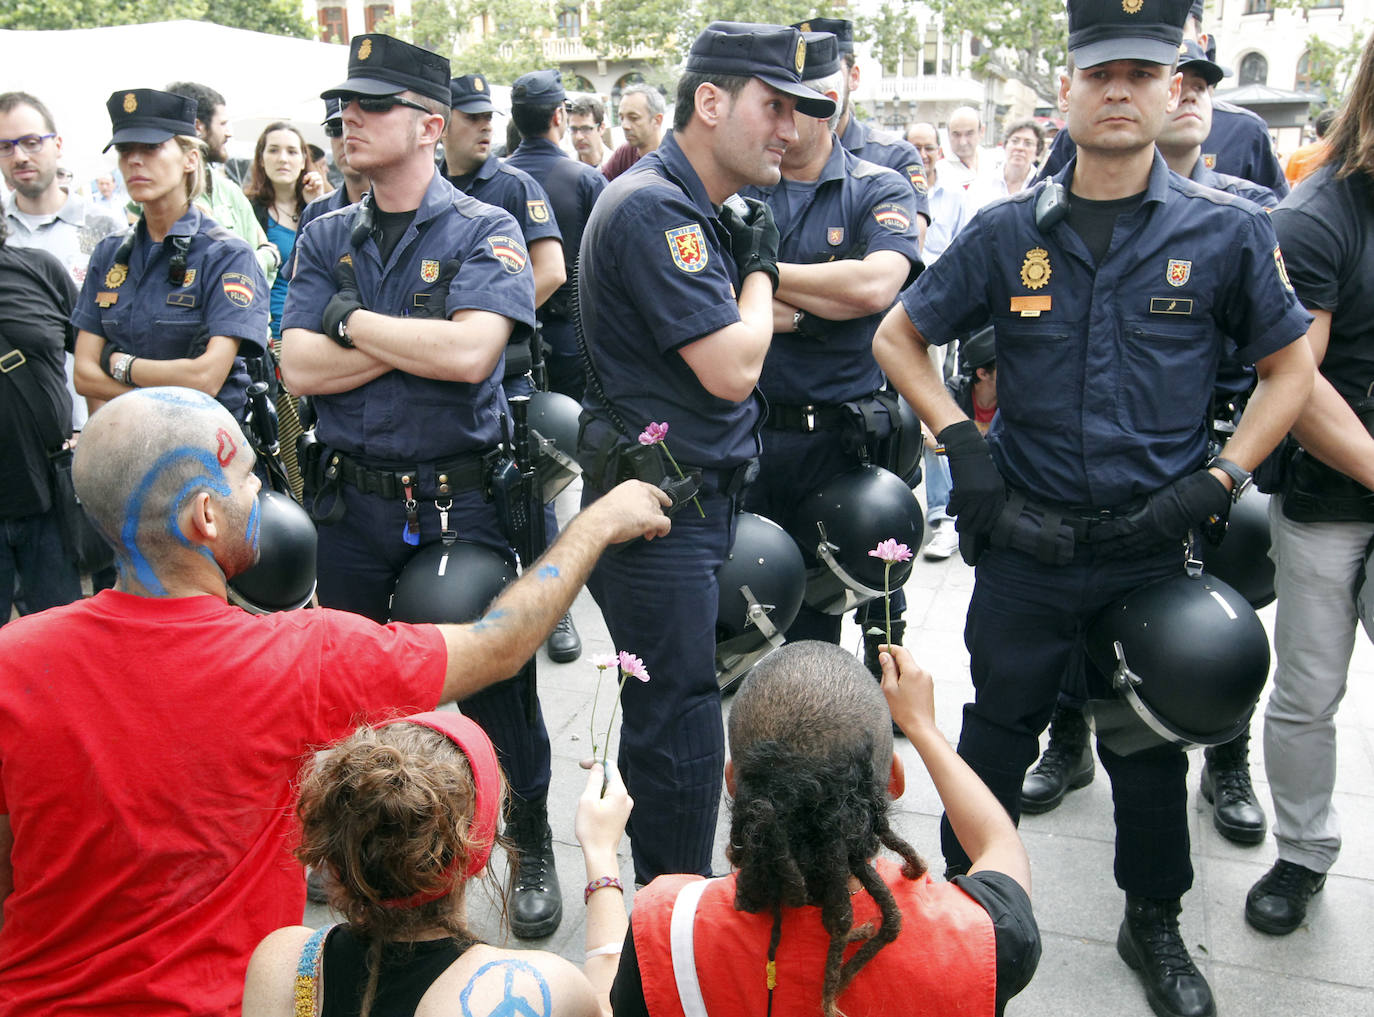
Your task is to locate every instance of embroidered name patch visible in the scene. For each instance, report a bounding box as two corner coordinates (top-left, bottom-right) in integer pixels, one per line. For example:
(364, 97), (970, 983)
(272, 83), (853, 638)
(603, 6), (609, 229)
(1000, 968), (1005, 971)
(665, 224), (708, 273)
(220, 273), (255, 307)
(1150, 297), (1194, 315)
(96, 291), (119, 308)
(872, 203), (911, 231)
(487, 235), (527, 273)
(1010, 295), (1051, 317)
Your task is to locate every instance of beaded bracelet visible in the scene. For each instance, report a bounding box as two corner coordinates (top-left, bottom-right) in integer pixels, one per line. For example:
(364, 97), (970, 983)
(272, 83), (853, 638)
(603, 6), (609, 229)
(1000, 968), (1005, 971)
(584, 875), (623, 904)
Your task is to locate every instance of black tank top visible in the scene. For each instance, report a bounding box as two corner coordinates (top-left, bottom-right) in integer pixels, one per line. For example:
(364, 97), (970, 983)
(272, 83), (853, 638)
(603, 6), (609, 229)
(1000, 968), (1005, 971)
(320, 924), (474, 1017)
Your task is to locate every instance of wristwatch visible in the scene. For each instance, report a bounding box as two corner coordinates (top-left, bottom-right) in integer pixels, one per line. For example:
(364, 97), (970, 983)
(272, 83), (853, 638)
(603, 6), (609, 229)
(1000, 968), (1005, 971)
(335, 311), (356, 349)
(1207, 455), (1253, 503)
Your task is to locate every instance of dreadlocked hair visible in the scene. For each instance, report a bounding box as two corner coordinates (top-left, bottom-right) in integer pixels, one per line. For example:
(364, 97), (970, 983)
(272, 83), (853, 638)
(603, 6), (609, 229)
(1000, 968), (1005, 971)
(294, 721), (511, 1017)
(727, 735), (925, 1017)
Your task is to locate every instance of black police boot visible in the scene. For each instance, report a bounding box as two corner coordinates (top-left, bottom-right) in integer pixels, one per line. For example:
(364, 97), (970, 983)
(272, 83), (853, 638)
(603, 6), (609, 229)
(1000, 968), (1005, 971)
(546, 612), (582, 664)
(864, 620), (907, 736)
(1245, 859), (1326, 935)
(1117, 896), (1216, 1017)
(1021, 703), (1094, 814)
(506, 793), (563, 939)
(1199, 730), (1266, 844)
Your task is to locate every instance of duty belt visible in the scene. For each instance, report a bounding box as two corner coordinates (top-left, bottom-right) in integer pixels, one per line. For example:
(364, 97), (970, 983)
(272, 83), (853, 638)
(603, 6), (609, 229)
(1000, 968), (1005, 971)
(324, 449), (495, 499)
(679, 458), (760, 499)
(766, 402), (848, 433)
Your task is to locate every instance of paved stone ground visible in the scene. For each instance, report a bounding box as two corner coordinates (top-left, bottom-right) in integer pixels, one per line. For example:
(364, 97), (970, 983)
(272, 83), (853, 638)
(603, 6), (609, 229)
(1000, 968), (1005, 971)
(306, 482), (1374, 1015)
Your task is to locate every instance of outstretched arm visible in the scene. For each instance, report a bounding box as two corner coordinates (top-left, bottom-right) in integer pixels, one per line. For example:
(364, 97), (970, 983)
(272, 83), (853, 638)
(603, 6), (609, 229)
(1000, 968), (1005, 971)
(576, 761), (633, 1016)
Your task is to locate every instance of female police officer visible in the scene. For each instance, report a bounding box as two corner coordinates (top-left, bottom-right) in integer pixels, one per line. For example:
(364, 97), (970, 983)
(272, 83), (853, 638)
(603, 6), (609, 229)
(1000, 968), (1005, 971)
(72, 89), (268, 421)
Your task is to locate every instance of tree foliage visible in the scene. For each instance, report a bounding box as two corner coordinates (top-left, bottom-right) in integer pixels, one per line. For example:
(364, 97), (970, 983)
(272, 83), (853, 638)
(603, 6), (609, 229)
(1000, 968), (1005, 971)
(379, 0), (555, 83)
(0, 0), (313, 37)
(922, 0), (1065, 101)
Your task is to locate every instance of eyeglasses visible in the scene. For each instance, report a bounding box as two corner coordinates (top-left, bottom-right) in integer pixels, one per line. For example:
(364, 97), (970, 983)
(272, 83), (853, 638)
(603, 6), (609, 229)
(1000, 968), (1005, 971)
(0, 133), (56, 158)
(568, 125), (599, 135)
(342, 94), (433, 115)
(323, 121), (344, 138)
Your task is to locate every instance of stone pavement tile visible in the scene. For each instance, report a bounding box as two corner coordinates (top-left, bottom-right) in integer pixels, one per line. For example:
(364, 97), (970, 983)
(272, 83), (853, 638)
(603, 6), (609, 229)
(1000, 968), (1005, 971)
(1208, 962), (1373, 1017)
(1194, 851), (1374, 989)
(1014, 931), (1190, 1017)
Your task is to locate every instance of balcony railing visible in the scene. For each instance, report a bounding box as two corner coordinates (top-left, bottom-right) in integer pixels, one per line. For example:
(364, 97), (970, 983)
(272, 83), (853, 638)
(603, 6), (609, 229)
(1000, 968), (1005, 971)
(540, 36), (660, 61)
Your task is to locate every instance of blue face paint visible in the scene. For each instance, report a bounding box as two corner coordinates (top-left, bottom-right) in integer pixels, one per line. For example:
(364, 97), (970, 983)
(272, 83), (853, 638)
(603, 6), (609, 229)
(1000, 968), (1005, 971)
(121, 445), (231, 594)
(536, 564), (559, 580)
(137, 388), (221, 411)
(246, 494), (261, 556)
(458, 959), (553, 1017)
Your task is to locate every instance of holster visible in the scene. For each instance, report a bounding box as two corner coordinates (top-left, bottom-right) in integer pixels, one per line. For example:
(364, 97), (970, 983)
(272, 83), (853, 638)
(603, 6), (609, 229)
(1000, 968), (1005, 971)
(987, 491), (1078, 566)
(838, 390), (910, 473)
(578, 415), (669, 492)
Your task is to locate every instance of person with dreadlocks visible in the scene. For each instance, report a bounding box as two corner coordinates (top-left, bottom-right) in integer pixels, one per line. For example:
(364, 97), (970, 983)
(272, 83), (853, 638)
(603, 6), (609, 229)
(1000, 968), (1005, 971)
(608, 641), (1039, 1017)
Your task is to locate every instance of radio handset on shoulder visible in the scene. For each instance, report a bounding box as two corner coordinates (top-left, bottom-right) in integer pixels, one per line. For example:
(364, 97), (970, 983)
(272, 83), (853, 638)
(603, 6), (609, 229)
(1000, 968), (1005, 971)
(349, 193), (375, 248)
(1034, 181), (1070, 233)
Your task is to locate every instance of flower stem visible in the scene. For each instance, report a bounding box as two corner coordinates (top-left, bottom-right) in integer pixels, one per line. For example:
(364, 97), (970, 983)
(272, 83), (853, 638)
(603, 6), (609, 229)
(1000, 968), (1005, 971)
(600, 670), (629, 797)
(884, 561), (893, 647)
(589, 669), (605, 757)
(661, 445), (706, 518)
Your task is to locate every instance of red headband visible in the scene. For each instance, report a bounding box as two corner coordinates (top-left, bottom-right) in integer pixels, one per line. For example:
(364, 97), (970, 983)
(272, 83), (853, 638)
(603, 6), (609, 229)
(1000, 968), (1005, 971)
(374, 711), (502, 910)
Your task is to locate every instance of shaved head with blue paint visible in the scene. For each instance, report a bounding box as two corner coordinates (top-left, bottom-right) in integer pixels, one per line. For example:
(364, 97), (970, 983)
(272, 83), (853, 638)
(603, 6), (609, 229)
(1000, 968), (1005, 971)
(75, 387), (261, 596)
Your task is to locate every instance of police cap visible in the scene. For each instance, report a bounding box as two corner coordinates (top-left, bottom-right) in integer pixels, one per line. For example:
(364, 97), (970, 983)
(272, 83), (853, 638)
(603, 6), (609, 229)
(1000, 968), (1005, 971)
(322, 97), (342, 125)
(801, 32), (841, 81)
(321, 33), (451, 107)
(687, 22), (836, 120)
(451, 73), (496, 114)
(1067, 0), (1191, 69)
(511, 69), (566, 108)
(793, 17), (854, 56)
(1177, 38), (1228, 86)
(102, 89), (197, 153)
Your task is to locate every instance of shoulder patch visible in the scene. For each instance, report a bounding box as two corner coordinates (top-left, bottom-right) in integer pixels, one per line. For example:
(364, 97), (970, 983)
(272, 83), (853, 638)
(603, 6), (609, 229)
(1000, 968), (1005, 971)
(905, 163), (928, 195)
(220, 272), (255, 307)
(665, 223), (708, 273)
(526, 198), (550, 224)
(1273, 244), (1293, 292)
(872, 202), (912, 232)
(487, 235), (528, 273)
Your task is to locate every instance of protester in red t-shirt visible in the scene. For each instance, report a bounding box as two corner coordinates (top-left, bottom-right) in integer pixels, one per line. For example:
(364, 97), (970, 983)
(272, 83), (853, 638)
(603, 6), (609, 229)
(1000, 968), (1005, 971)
(0, 386), (669, 1017)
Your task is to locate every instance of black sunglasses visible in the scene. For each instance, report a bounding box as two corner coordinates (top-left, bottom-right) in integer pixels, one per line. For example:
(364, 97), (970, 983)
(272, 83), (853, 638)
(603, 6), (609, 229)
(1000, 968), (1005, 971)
(341, 94), (433, 115)
(323, 121), (344, 138)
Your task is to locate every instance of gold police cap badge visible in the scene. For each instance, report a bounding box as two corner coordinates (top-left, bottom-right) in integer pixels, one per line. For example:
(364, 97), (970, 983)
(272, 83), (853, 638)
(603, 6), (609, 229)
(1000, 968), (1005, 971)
(358, 37), (373, 60)
(799, 21), (811, 32)
(123, 93), (138, 113)
(795, 37), (806, 75)
(474, 77), (484, 91)
(1122, 0), (1144, 12)
(1020, 248), (1051, 291)
(104, 263), (128, 288)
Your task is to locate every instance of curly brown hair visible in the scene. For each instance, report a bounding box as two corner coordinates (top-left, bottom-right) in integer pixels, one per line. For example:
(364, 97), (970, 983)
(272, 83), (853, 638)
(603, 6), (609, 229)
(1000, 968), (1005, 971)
(295, 720), (510, 1016)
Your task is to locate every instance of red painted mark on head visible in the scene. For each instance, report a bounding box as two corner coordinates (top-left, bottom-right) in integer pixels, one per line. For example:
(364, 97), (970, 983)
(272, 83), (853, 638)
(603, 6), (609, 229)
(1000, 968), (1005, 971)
(215, 428), (237, 467)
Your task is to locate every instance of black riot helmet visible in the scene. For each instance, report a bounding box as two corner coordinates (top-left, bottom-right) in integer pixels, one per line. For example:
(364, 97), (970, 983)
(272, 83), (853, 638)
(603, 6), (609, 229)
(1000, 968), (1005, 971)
(527, 389), (583, 501)
(891, 395), (923, 485)
(1084, 573), (1270, 755)
(227, 490), (318, 614)
(716, 512), (807, 692)
(389, 541), (516, 623)
(786, 465), (924, 615)
(1201, 492), (1274, 608)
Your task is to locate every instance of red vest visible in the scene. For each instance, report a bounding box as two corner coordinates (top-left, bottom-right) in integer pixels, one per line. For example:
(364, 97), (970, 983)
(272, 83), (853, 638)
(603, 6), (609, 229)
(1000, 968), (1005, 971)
(633, 859), (997, 1017)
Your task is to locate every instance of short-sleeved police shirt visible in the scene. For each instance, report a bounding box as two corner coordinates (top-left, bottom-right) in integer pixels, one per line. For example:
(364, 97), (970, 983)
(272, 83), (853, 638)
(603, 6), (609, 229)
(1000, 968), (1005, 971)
(840, 116), (932, 224)
(578, 132), (758, 468)
(444, 152), (563, 248)
(901, 152), (1311, 507)
(282, 169), (536, 462)
(1270, 164), (1374, 404)
(71, 205), (268, 419)
(744, 142), (923, 404)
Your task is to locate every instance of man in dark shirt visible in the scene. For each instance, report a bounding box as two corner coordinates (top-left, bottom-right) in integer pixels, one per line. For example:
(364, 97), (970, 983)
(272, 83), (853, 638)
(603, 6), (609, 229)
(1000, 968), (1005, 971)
(0, 215), (82, 623)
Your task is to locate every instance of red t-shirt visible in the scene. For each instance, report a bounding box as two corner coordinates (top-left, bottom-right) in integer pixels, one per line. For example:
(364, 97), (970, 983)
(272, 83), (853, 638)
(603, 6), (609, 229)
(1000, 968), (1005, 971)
(602, 142), (643, 182)
(0, 591), (447, 1017)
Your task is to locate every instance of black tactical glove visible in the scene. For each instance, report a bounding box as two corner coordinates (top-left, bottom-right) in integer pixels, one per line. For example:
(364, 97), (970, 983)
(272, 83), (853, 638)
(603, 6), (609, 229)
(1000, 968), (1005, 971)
(98, 340), (129, 379)
(321, 259), (365, 348)
(418, 260), (462, 319)
(718, 197), (780, 291)
(938, 419), (1007, 536)
(1098, 469), (1231, 559)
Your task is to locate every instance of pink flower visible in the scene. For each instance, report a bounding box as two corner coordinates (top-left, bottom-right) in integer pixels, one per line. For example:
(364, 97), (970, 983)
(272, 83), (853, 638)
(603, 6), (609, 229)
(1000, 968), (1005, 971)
(618, 650), (651, 682)
(591, 654), (618, 671)
(638, 421), (670, 446)
(868, 539), (913, 564)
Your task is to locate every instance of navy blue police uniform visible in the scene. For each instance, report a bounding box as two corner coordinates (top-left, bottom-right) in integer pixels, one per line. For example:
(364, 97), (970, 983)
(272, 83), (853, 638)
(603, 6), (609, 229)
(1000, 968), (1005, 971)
(281, 37), (548, 805)
(741, 69), (922, 643)
(903, 146), (1310, 890)
(576, 23), (833, 885)
(299, 99), (357, 237)
(507, 70), (607, 401)
(73, 210), (268, 422)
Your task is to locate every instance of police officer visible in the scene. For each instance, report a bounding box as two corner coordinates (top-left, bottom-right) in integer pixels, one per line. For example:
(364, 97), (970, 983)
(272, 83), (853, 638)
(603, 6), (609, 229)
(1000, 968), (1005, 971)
(741, 30), (922, 648)
(298, 99), (368, 234)
(278, 35), (562, 940)
(73, 89), (268, 423)
(577, 21), (832, 885)
(874, 3), (1314, 1014)
(439, 71), (580, 663)
(796, 17), (930, 246)
(506, 69), (606, 403)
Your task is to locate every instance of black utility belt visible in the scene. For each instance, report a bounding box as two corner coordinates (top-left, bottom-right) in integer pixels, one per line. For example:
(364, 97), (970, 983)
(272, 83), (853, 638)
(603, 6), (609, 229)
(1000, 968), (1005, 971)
(323, 448), (498, 499)
(766, 401), (850, 433)
(986, 490), (1159, 567)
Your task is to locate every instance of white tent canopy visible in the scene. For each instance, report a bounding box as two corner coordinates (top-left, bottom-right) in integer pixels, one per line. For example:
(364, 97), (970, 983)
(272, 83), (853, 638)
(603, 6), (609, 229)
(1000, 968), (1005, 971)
(2, 21), (511, 188)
